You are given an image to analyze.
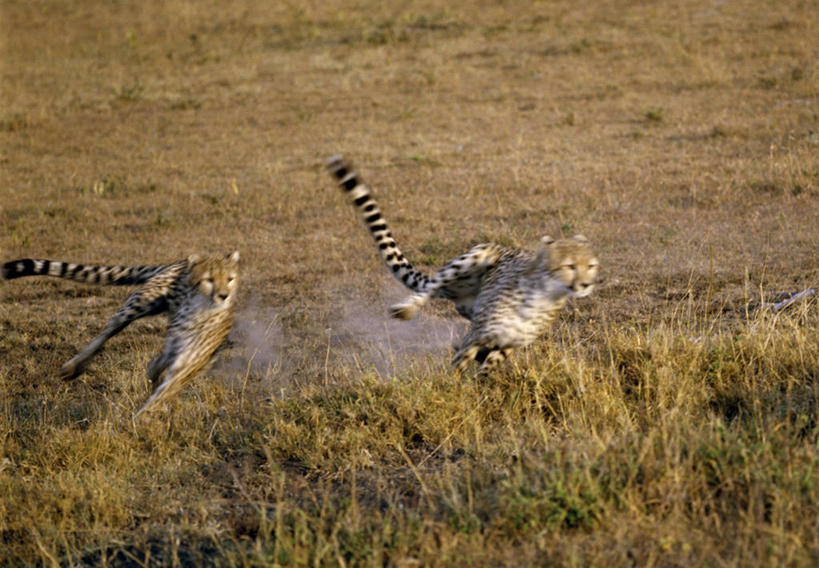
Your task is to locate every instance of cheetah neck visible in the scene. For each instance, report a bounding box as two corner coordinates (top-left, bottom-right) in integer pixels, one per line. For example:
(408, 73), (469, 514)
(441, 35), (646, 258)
(523, 270), (573, 299)
(513, 275), (571, 321)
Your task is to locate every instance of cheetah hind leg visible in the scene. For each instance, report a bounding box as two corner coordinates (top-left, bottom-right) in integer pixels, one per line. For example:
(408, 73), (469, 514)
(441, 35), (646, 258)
(390, 247), (492, 320)
(389, 291), (429, 320)
(60, 289), (167, 379)
(60, 315), (133, 379)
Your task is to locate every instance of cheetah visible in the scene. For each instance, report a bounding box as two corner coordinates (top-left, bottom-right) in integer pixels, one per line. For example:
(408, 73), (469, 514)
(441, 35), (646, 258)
(326, 156), (598, 373)
(2, 252), (239, 415)
(448, 235), (597, 373)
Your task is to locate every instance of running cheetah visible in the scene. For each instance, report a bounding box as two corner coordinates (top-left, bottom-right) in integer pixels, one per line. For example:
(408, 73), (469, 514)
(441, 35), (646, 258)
(2, 252), (239, 415)
(326, 156), (598, 373)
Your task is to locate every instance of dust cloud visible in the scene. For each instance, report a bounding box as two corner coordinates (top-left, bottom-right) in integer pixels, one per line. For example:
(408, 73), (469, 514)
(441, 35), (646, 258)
(327, 295), (465, 377)
(220, 290), (465, 386)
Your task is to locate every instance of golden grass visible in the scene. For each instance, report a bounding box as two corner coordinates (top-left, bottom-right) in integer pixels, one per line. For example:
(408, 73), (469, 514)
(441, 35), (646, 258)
(1, 0), (818, 565)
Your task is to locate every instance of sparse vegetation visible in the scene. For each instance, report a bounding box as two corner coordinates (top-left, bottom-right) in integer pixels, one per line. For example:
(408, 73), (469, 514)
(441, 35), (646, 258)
(1, 0), (817, 565)
(644, 107), (664, 123)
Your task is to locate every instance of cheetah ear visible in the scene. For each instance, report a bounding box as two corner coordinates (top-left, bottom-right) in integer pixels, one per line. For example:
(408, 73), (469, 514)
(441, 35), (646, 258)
(572, 234), (589, 243)
(529, 236), (554, 272)
(187, 254), (201, 265)
(227, 251), (240, 263)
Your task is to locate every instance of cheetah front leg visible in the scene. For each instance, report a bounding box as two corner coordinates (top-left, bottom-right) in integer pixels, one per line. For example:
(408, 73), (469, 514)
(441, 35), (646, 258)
(136, 349), (201, 417)
(451, 343), (482, 373)
(452, 344), (513, 375)
(60, 291), (168, 379)
(146, 338), (180, 387)
(136, 326), (206, 417)
(477, 347), (514, 375)
(135, 310), (232, 417)
(451, 329), (484, 373)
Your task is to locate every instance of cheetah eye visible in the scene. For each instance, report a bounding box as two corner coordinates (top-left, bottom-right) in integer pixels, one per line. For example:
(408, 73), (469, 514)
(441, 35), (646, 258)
(566, 264), (576, 271)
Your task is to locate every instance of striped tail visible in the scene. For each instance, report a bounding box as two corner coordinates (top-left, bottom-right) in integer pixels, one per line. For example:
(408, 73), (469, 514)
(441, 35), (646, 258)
(326, 155), (430, 292)
(1, 258), (173, 286)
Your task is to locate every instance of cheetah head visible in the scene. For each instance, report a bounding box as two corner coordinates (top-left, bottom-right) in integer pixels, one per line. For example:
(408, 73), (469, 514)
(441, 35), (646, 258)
(536, 235), (598, 298)
(187, 251), (240, 306)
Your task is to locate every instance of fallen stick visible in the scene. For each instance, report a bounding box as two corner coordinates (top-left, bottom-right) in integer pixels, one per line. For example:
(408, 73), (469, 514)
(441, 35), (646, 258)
(763, 288), (816, 313)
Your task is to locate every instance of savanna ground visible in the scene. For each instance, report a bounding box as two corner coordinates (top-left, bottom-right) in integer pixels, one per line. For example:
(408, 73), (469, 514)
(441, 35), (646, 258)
(1, 0), (818, 565)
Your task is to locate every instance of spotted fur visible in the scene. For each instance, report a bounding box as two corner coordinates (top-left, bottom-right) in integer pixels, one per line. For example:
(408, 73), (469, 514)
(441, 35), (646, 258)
(327, 156), (599, 373)
(2, 252), (239, 415)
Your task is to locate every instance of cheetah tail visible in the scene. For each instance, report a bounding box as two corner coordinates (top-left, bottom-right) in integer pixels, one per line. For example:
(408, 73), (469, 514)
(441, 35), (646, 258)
(325, 155), (430, 292)
(1, 258), (171, 286)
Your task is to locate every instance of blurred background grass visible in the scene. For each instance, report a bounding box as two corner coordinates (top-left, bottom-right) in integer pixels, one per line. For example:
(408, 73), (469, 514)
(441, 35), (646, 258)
(1, 1), (817, 565)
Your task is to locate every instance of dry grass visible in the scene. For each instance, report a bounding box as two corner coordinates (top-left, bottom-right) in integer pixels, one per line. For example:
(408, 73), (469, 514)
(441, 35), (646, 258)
(1, 0), (818, 565)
